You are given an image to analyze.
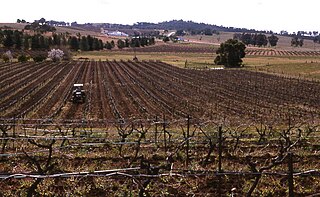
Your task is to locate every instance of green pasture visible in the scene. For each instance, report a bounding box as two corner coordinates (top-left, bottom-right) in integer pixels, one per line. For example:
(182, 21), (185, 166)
(244, 56), (320, 80)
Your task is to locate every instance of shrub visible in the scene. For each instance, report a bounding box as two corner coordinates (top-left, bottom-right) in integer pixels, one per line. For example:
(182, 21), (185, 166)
(32, 54), (47, 62)
(17, 54), (30, 62)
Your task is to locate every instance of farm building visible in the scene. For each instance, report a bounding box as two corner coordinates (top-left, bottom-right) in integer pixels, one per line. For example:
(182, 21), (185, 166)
(101, 29), (129, 37)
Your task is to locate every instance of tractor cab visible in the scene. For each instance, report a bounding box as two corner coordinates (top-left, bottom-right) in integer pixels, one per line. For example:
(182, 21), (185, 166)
(72, 84), (86, 103)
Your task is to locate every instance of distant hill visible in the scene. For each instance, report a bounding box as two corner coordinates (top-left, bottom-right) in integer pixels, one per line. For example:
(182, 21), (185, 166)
(78, 20), (272, 34)
(131, 20), (268, 33)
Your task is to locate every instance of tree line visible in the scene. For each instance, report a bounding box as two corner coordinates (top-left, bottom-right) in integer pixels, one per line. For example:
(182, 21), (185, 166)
(0, 29), (155, 51)
(233, 33), (279, 47)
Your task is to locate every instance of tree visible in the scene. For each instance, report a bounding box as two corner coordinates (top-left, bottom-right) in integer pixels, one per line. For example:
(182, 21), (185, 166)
(69, 36), (79, 50)
(38, 18), (46, 25)
(110, 40), (115, 48)
(3, 30), (14, 48)
(291, 36), (304, 47)
(13, 30), (23, 49)
(92, 38), (100, 50)
(240, 33), (253, 46)
(268, 34), (279, 47)
(214, 39), (246, 68)
(117, 39), (125, 49)
(175, 30), (185, 36)
(87, 35), (94, 50)
(125, 38), (130, 47)
(130, 38), (140, 47)
(163, 36), (170, 42)
(255, 33), (268, 47)
(31, 35), (40, 50)
(52, 34), (61, 46)
(80, 36), (89, 51)
(23, 34), (30, 50)
(203, 28), (213, 36)
(105, 41), (113, 50)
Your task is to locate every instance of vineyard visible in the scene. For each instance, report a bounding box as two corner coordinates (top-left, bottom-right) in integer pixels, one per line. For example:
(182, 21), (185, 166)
(119, 43), (320, 57)
(1, 60), (320, 125)
(246, 49), (320, 57)
(0, 118), (319, 196)
(1, 60), (320, 196)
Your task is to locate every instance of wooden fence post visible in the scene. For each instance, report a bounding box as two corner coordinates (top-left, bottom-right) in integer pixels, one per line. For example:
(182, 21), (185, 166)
(163, 115), (167, 153)
(288, 152), (294, 197)
(186, 115), (190, 167)
(218, 126), (223, 173)
(155, 116), (158, 146)
(13, 117), (16, 138)
(217, 126), (223, 197)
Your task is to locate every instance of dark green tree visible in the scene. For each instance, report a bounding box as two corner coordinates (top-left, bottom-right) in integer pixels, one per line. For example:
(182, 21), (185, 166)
(240, 33), (253, 46)
(268, 34), (279, 47)
(61, 36), (67, 46)
(52, 34), (61, 46)
(40, 35), (50, 49)
(31, 35), (40, 50)
(80, 36), (89, 51)
(149, 37), (155, 45)
(125, 38), (130, 47)
(92, 38), (100, 50)
(23, 34), (30, 50)
(0, 30), (4, 45)
(98, 40), (104, 50)
(38, 18), (46, 25)
(87, 35), (94, 50)
(13, 30), (23, 49)
(105, 41), (113, 50)
(3, 30), (14, 48)
(255, 34), (268, 47)
(117, 39), (125, 49)
(214, 39), (246, 68)
(203, 28), (213, 36)
(175, 30), (185, 36)
(110, 40), (115, 48)
(48, 37), (53, 46)
(69, 36), (79, 50)
(163, 36), (170, 42)
(291, 36), (304, 47)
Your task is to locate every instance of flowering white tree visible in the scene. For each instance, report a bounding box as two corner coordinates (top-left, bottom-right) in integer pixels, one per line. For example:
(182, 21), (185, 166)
(48, 49), (64, 62)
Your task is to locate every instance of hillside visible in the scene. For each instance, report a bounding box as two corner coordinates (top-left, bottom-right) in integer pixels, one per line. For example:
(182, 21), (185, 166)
(0, 23), (101, 36)
(2, 21), (320, 52)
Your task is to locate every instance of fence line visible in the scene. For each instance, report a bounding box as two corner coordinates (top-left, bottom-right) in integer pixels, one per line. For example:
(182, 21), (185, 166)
(1, 169), (319, 180)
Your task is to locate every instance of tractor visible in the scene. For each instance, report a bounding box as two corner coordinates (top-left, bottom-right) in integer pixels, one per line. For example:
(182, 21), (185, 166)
(71, 84), (86, 103)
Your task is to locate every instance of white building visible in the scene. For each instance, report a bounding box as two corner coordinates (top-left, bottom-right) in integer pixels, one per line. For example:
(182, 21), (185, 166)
(101, 28), (128, 37)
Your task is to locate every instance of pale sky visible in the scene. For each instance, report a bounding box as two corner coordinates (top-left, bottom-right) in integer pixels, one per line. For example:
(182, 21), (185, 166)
(1, 0), (319, 33)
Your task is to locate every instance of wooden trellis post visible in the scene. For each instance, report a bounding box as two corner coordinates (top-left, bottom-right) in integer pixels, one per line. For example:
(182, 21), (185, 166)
(288, 152), (294, 197)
